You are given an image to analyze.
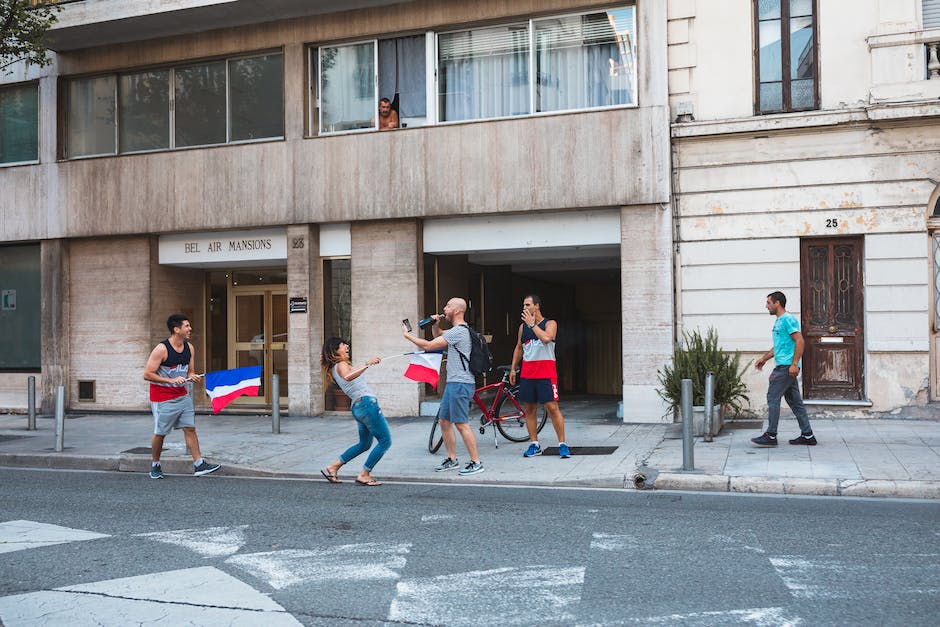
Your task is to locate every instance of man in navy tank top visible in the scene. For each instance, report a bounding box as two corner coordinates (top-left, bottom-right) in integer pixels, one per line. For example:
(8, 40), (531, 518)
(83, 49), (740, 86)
(510, 295), (571, 458)
(143, 314), (221, 479)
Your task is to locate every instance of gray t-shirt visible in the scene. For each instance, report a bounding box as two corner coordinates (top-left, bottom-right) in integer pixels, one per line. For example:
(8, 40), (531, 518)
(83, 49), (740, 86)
(443, 324), (476, 384)
(332, 364), (375, 405)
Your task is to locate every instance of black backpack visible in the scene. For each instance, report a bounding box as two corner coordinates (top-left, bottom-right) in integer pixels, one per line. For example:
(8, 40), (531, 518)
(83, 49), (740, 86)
(456, 323), (494, 376)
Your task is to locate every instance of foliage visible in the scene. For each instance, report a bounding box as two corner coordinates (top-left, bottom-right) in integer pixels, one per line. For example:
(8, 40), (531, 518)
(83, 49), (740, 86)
(656, 327), (751, 415)
(1, 0), (61, 73)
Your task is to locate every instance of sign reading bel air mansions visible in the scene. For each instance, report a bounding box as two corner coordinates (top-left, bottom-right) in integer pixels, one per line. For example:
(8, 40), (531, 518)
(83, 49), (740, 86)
(159, 229), (288, 267)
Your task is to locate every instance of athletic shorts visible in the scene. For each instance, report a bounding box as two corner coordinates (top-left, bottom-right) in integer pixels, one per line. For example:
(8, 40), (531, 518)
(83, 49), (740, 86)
(438, 382), (474, 424)
(151, 393), (196, 435)
(517, 378), (559, 404)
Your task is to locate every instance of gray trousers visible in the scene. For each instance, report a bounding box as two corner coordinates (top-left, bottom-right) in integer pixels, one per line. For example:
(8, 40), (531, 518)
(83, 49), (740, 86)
(766, 365), (813, 436)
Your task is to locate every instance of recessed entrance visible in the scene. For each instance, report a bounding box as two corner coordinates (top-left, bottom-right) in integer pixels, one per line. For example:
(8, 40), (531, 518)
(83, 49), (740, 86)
(206, 269), (288, 408)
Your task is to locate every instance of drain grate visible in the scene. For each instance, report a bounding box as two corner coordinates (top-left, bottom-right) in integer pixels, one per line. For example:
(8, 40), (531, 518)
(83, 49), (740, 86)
(0, 434), (32, 443)
(541, 446), (617, 455)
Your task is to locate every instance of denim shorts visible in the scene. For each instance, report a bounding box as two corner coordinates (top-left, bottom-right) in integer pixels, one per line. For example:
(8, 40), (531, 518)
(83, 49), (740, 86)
(439, 382), (474, 424)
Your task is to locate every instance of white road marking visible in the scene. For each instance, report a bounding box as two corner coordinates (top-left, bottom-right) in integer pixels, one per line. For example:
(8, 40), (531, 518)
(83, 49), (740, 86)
(227, 542), (411, 590)
(0, 566), (301, 626)
(136, 525), (248, 557)
(589, 606), (802, 626)
(388, 565), (584, 626)
(590, 532), (638, 551)
(770, 556), (940, 600)
(0, 520), (109, 554)
(421, 514), (455, 522)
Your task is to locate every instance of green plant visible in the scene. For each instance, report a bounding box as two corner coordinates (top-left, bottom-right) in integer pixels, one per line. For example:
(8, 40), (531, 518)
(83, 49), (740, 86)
(656, 327), (751, 415)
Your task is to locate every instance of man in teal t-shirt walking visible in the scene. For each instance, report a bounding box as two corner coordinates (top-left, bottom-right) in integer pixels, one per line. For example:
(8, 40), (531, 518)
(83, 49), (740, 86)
(751, 291), (817, 447)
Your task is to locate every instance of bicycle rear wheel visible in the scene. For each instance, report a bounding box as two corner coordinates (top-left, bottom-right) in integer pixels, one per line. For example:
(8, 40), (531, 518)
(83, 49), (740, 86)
(428, 409), (443, 454)
(494, 394), (547, 442)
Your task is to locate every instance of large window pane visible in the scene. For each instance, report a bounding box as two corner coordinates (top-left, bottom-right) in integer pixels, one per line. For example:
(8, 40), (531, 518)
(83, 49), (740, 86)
(67, 76), (116, 158)
(0, 84), (38, 164)
(758, 0), (781, 19)
(320, 43), (375, 133)
(378, 36), (427, 126)
(119, 70), (169, 152)
(535, 8), (636, 113)
(438, 24), (530, 122)
(175, 62), (226, 147)
(790, 16), (814, 79)
(229, 54), (284, 141)
(0, 244), (41, 369)
(758, 19), (783, 82)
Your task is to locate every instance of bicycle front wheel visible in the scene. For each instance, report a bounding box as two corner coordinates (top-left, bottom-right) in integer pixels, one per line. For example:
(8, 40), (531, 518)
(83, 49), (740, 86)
(494, 394), (532, 442)
(428, 410), (443, 454)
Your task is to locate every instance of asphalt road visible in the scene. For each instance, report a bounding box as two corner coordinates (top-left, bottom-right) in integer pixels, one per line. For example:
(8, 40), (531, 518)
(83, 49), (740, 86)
(1, 468), (938, 626)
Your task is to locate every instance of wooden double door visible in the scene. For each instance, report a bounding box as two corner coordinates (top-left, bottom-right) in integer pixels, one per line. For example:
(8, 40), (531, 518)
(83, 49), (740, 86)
(799, 237), (865, 400)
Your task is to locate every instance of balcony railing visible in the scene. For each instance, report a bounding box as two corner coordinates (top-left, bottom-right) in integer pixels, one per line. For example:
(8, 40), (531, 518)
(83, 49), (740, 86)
(929, 39), (940, 79)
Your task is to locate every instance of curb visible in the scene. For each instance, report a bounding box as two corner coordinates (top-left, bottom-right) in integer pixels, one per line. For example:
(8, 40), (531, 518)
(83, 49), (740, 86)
(637, 470), (940, 499)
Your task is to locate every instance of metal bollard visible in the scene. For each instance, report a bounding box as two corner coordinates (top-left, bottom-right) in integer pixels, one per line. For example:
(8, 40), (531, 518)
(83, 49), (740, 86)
(680, 378), (694, 471)
(54, 385), (65, 452)
(703, 371), (715, 442)
(271, 374), (280, 434)
(27, 376), (36, 430)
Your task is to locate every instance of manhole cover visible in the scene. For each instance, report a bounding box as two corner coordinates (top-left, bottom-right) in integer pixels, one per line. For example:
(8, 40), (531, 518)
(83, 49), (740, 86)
(541, 446), (617, 455)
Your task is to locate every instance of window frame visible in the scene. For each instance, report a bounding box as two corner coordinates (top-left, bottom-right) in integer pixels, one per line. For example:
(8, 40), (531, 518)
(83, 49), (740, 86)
(64, 49), (285, 160)
(753, 0), (819, 115)
(0, 80), (41, 167)
(316, 38), (379, 136)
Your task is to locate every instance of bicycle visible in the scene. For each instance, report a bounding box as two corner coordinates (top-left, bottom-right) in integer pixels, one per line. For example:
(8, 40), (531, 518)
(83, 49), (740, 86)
(428, 366), (548, 453)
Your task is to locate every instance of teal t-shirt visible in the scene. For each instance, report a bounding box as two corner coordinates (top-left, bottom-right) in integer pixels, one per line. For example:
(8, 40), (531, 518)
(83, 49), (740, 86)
(773, 312), (801, 367)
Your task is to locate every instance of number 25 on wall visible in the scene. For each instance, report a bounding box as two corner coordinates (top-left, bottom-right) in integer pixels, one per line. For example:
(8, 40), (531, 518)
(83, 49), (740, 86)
(825, 218), (839, 228)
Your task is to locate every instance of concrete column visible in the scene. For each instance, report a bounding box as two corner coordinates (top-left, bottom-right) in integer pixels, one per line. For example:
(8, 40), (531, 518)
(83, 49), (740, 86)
(40, 239), (69, 413)
(287, 224), (324, 416)
(621, 204), (674, 422)
(283, 42), (306, 140)
(350, 219), (422, 417)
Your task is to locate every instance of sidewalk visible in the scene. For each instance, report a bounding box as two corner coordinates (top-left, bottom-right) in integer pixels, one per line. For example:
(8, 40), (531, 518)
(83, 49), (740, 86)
(0, 407), (938, 498)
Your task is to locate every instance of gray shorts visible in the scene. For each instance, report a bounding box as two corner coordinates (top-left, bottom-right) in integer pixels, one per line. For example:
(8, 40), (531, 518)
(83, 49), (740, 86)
(151, 394), (195, 435)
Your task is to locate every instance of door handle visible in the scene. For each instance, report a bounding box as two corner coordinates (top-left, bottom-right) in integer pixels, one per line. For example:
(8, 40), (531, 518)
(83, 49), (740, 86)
(828, 326), (837, 333)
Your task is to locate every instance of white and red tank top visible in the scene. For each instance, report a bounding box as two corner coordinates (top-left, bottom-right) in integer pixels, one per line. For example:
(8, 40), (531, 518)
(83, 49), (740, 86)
(520, 319), (557, 380)
(150, 339), (190, 402)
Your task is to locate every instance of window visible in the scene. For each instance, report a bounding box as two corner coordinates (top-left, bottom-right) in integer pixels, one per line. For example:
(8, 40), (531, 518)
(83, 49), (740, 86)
(311, 5), (637, 132)
(925, 0), (940, 29)
(0, 83), (39, 165)
(0, 244), (41, 370)
(316, 35), (427, 134)
(755, 0), (817, 114)
(66, 52), (284, 158)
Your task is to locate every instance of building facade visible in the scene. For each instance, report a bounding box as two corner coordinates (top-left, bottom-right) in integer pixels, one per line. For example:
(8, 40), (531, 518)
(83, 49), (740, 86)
(0, 0), (673, 420)
(668, 0), (940, 414)
(1, 0), (937, 419)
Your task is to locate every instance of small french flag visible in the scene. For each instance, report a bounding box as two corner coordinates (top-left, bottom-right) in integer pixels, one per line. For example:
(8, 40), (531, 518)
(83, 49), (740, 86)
(404, 351), (444, 389)
(204, 366), (262, 413)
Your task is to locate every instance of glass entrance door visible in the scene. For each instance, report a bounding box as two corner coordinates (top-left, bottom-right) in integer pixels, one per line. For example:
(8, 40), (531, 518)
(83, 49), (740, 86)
(228, 284), (288, 407)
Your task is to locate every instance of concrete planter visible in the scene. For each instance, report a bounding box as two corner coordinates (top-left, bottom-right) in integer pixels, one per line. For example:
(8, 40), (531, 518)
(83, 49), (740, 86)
(691, 405), (724, 437)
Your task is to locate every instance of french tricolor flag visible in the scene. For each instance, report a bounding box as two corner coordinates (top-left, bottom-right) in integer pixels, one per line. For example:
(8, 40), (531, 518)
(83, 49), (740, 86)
(404, 351), (444, 389)
(205, 366), (262, 413)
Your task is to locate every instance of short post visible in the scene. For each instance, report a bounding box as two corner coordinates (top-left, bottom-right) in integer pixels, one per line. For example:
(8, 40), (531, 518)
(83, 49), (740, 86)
(703, 371), (715, 443)
(680, 378), (694, 471)
(54, 385), (65, 452)
(27, 376), (36, 430)
(271, 374), (280, 434)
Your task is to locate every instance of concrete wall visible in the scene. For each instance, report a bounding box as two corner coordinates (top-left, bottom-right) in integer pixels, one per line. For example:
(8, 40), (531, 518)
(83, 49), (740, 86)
(287, 223), (324, 416)
(68, 237), (152, 410)
(350, 220), (423, 417)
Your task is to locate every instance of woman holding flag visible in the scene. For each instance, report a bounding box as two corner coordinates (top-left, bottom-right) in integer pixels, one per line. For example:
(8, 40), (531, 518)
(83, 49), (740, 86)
(319, 338), (390, 486)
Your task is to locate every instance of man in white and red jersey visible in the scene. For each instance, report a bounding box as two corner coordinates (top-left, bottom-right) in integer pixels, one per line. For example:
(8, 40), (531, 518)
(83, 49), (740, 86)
(509, 295), (571, 458)
(143, 314), (220, 479)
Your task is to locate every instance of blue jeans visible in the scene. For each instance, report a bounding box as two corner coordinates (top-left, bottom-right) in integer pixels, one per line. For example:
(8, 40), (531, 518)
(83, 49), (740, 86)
(766, 365), (813, 436)
(340, 396), (392, 471)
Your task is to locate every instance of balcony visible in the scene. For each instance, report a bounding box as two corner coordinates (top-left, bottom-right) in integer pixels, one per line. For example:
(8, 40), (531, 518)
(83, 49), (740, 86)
(868, 26), (940, 104)
(40, 0), (414, 51)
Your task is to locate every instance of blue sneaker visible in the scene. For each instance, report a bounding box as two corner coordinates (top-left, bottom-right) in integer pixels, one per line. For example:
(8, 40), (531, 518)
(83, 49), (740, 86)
(149, 464), (164, 479)
(559, 443), (571, 458)
(523, 443), (542, 457)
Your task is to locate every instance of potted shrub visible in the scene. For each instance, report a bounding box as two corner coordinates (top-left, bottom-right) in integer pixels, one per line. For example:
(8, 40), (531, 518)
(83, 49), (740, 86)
(656, 327), (750, 435)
